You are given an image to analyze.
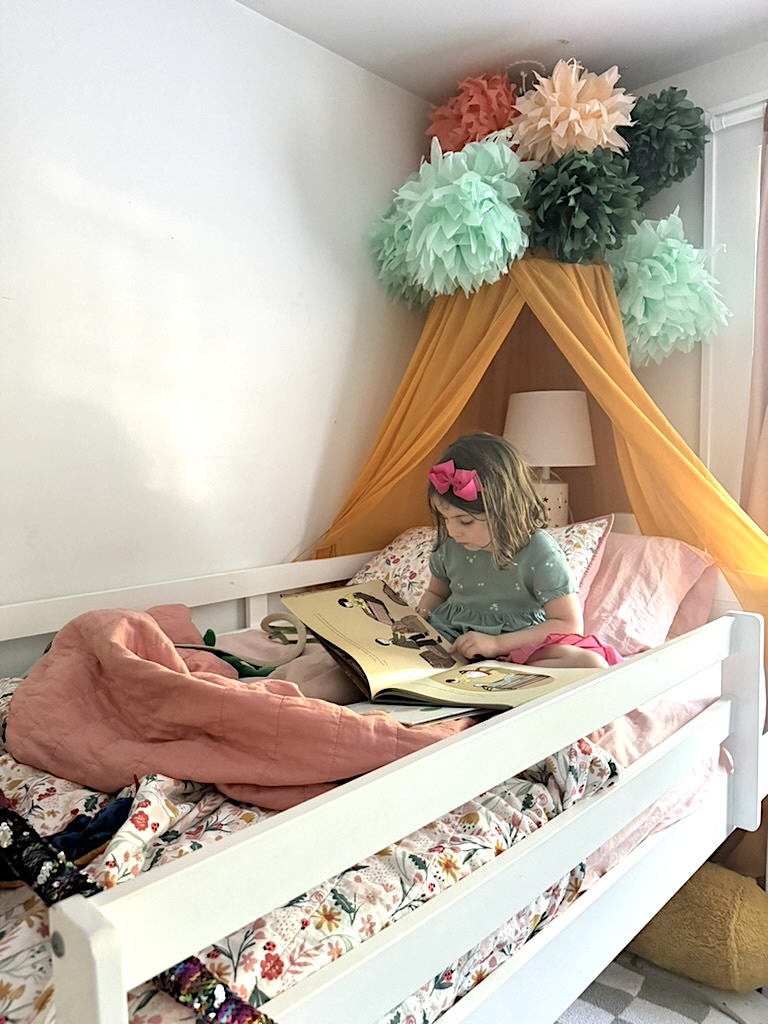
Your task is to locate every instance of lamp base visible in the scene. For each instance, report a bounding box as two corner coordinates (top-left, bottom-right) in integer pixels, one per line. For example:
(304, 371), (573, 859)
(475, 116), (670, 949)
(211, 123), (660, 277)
(534, 480), (569, 529)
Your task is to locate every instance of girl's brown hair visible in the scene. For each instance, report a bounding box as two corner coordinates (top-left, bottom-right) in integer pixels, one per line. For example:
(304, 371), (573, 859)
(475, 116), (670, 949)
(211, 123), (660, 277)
(427, 432), (547, 566)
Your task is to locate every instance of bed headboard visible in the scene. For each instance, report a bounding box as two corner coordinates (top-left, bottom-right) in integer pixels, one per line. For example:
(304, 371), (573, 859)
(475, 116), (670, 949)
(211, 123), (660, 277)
(0, 552), (376, 679)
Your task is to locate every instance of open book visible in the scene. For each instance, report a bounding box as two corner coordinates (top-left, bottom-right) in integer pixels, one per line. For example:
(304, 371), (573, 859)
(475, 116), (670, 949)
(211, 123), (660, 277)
(281, 579), (597, 710)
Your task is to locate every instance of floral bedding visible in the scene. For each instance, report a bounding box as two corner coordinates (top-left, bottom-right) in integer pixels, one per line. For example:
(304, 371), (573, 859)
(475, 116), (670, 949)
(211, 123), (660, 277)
(0, 678), (619, 1024)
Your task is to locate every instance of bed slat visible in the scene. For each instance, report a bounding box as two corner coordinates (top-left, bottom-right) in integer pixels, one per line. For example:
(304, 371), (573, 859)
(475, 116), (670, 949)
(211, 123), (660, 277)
(0, 553), (375, 642)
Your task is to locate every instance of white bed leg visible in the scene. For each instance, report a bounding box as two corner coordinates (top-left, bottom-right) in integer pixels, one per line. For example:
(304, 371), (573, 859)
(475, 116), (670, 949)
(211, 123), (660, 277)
(722, 612), (765, 832)
(49, 894), (128, 1024)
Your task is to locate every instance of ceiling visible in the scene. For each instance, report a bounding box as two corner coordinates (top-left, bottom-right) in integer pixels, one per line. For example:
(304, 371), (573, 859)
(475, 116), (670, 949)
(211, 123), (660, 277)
(238, 0), (768, 103)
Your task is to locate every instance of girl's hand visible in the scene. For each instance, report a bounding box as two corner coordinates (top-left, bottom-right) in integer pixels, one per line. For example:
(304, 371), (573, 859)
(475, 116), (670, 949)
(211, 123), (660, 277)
(451, 631), (505, 660)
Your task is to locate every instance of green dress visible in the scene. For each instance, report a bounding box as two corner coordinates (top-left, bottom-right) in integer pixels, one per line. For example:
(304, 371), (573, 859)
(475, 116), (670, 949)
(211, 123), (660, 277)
(428, 531), (576, 642)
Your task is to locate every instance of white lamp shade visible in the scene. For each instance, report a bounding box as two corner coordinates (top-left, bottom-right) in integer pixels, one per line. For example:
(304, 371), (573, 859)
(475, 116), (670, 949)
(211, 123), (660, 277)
(503, 390), (595, 471)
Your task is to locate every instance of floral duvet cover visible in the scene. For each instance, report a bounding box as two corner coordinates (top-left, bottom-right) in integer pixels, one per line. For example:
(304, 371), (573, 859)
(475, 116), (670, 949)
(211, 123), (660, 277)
(0, 679), (618, 1024)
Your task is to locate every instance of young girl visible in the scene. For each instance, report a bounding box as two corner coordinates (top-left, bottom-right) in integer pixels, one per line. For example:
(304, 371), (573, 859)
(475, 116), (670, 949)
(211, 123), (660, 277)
(416, 432), (621, 672)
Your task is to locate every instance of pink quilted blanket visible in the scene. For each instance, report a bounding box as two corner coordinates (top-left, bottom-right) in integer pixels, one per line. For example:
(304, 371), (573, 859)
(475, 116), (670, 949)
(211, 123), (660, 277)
(5, 605), (470, 810)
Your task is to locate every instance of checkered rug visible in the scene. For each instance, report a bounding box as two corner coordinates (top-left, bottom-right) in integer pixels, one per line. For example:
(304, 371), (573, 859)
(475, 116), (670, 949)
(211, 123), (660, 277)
(557, 954), (752, 1024)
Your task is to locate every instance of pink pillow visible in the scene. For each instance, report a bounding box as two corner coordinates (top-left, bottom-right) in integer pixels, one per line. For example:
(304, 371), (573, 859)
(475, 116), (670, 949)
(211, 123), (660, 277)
(582, 533), (717, 656)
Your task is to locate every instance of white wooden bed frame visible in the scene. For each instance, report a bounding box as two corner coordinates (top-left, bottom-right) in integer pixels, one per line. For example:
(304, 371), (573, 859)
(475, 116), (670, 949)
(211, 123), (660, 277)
(0, 529), (765, 1024)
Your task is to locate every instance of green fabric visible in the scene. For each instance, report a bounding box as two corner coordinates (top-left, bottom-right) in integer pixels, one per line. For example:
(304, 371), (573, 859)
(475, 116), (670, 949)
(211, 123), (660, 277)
(197, 629), (273, 677)
(427, 532), (576, 641)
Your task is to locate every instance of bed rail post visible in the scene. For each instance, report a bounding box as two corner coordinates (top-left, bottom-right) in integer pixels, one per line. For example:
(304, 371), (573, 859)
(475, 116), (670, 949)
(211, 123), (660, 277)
(722, 610), (765, 832)
(49, 894), (128, 1024)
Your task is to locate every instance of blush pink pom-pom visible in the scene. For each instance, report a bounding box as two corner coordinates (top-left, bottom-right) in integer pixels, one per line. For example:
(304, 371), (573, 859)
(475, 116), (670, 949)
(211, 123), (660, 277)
(427, 72), (519, 152)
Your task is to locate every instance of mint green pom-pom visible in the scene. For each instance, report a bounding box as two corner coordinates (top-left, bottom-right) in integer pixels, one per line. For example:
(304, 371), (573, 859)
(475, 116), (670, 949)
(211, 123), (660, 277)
(608, 209), (731, 367)
(369, 198), (431, 309)
(370, 138), (533, 300)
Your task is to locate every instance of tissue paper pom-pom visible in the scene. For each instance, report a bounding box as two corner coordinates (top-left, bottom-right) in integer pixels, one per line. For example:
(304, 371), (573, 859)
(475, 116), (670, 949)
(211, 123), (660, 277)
(369, 200), (431, 309)
(619, 87), (709, 202)
(527, 148), (643, 263)
(382, 137), (534, 297)
(608, 209), (731, 366)
(427, 72), (519, 152)
(511, 59), (636, 164)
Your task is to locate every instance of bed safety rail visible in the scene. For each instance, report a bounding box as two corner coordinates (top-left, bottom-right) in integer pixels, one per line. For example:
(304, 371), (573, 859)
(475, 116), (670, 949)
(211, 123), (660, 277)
(48, 611), (764, 1024)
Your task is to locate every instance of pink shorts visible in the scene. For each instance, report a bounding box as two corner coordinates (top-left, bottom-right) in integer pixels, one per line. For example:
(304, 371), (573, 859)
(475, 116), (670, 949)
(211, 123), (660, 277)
(504, 633), (623, 667)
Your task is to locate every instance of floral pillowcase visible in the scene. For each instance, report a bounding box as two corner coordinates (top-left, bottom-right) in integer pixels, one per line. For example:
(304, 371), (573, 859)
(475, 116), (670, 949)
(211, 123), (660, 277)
(349, 526), (436, 603)
(348, 515), (614, 605)
(548, 515), (614, 601)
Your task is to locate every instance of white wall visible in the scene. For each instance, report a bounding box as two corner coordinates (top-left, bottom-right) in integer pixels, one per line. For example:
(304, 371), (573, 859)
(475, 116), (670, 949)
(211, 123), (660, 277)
(0, 0), (429, 603)
(634, 44), (767, 496)
(2, 9), (764, 609)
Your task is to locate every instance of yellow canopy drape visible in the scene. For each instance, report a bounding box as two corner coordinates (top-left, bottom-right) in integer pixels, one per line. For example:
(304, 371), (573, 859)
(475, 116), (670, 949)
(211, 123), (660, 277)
(314, 255), (768, 656)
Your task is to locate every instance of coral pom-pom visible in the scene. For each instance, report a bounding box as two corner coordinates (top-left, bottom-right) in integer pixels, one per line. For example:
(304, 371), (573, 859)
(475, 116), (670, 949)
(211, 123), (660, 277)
(427, 72), (519, 152)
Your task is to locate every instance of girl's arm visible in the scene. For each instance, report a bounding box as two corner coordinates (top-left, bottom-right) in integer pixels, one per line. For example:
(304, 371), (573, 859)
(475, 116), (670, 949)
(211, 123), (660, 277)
(451, 593), (583, 660)
(415, 575), (450, 619)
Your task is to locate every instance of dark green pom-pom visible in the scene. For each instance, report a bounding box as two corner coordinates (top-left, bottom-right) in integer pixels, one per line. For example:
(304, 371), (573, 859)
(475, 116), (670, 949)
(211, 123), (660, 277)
(619, 87), (709, 202)
(527, 148), (643, 263)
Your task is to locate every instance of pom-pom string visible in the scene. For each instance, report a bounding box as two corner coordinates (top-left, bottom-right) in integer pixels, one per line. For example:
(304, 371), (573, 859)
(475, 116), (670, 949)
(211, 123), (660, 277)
(504, 59), (547, 96)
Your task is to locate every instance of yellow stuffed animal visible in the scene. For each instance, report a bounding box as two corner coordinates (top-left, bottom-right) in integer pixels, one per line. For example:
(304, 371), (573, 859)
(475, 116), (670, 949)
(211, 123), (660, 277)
(628, 860), (768, 992)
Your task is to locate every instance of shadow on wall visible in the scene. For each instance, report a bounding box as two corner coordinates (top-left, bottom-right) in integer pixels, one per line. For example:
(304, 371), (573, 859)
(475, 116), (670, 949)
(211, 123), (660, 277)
(279, 115), (428, 560)
(0, 394), (212, 604)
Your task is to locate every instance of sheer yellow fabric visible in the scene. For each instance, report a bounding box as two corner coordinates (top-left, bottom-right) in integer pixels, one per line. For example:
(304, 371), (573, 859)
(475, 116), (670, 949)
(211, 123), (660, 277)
(314, 256), (768, 652)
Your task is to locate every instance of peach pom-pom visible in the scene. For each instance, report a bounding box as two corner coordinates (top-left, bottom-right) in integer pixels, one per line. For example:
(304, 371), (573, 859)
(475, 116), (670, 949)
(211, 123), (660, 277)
(511, 59), (636, 165)
(427, 72), (519, 152)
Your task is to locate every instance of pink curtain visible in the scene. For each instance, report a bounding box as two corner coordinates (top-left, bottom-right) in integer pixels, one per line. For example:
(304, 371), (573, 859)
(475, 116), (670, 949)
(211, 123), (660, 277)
(741, 104), (768, 532)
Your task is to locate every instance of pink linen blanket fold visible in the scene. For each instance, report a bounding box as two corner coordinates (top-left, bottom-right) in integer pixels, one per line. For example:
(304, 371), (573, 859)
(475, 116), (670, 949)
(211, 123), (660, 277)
(5, 605), (471, 810)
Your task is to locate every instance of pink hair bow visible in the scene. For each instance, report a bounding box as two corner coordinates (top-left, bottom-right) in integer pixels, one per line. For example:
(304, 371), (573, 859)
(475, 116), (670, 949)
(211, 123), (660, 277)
(428, 460), (482, 501)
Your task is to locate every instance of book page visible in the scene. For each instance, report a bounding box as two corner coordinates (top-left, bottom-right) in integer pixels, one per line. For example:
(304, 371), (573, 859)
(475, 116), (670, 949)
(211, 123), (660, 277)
(282, 580), (467, 698)
(379, 661), (599, 710)
(344, 701), (487, 725)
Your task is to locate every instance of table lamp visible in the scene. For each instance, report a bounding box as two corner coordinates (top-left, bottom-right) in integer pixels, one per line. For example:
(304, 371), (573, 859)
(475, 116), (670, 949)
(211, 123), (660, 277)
(503, 390), (595, 527)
